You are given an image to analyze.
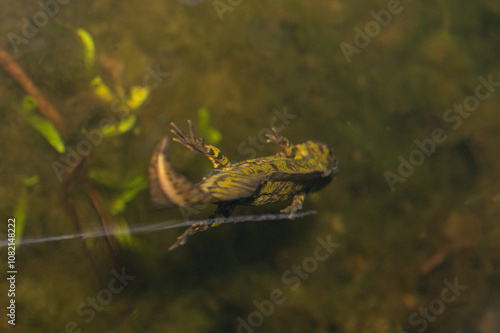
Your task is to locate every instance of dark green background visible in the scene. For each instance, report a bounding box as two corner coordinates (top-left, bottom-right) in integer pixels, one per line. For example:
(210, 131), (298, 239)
(1, 0), (499, 332)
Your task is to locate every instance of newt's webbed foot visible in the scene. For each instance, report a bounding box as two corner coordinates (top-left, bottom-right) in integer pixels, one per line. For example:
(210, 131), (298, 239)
(170, 120), (206, 154)
(170, 120), (230, 168)
(266, 128), (295, 157)
(169, 223), (211, 250)
(168, 203), (235, 250)
(281, 193), (305, 218)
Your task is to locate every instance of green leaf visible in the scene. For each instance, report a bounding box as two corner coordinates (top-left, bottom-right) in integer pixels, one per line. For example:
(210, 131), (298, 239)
(90, 75), (114, 102)
(126, 86), (149, 110)
(111, 217), (139, 249)
(14, 188), (27, 249)
(13, 176), (38, 249)
(22, 96), (66, 153)
(198, 107), (211, 129)
(110, 175), (148, 215)
(118, 115), (137, 133)
(197, 107), (222, 144)
(102, 115), (137, 138)
(23, 175), (39, 187)
(88, 169), (120, 188)
(76, 28), (96, 72)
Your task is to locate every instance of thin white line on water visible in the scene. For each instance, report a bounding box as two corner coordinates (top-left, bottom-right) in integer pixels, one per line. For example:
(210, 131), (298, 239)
(0, 211), (317, 247)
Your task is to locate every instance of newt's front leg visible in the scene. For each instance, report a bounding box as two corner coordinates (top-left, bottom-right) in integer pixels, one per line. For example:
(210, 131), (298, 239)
(170, 120), (230, 168)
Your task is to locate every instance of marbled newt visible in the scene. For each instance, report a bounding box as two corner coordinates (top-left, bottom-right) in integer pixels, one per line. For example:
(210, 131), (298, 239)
(149, 120), (338, 249)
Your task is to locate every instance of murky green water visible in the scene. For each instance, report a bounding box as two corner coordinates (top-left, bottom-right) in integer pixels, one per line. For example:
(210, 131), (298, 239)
(1, 0), (500, 332)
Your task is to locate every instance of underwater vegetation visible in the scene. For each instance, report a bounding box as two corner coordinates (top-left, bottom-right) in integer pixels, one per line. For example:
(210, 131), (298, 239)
(1, 28), (151, 255)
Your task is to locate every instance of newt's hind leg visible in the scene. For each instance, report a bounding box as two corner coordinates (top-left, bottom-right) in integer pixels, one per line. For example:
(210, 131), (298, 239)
(281, 193), (305, 218)
(266, 127), (296, 157)
(170, 120), (229, 168)
(168, 203), (235, 250)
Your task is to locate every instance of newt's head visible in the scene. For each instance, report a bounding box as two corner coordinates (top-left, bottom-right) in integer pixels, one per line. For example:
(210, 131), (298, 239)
(295, 141), (338, 176)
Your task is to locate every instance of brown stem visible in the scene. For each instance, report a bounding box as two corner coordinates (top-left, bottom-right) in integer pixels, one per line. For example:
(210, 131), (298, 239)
(62, 158), (102, 285)
(86, 187), (118, 258)
(0, 47), (66, 137)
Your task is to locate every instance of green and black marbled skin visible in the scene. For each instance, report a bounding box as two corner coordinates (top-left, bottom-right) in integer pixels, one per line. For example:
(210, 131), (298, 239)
(149, 120), (338, 249)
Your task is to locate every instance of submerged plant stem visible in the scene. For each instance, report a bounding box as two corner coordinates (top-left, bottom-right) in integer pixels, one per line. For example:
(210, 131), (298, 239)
(0, 47), (66, 137)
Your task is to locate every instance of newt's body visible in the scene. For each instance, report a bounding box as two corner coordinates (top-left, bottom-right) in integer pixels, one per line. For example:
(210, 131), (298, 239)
(149, 121), (338, 249)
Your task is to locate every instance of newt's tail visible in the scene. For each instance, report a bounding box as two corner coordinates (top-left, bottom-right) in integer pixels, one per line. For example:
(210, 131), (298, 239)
(149, 138), (213, 208)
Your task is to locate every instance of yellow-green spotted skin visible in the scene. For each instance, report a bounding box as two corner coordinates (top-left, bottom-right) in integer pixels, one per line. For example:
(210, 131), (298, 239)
(200, 145), (337, 206)
(149, 120), (338, 249)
